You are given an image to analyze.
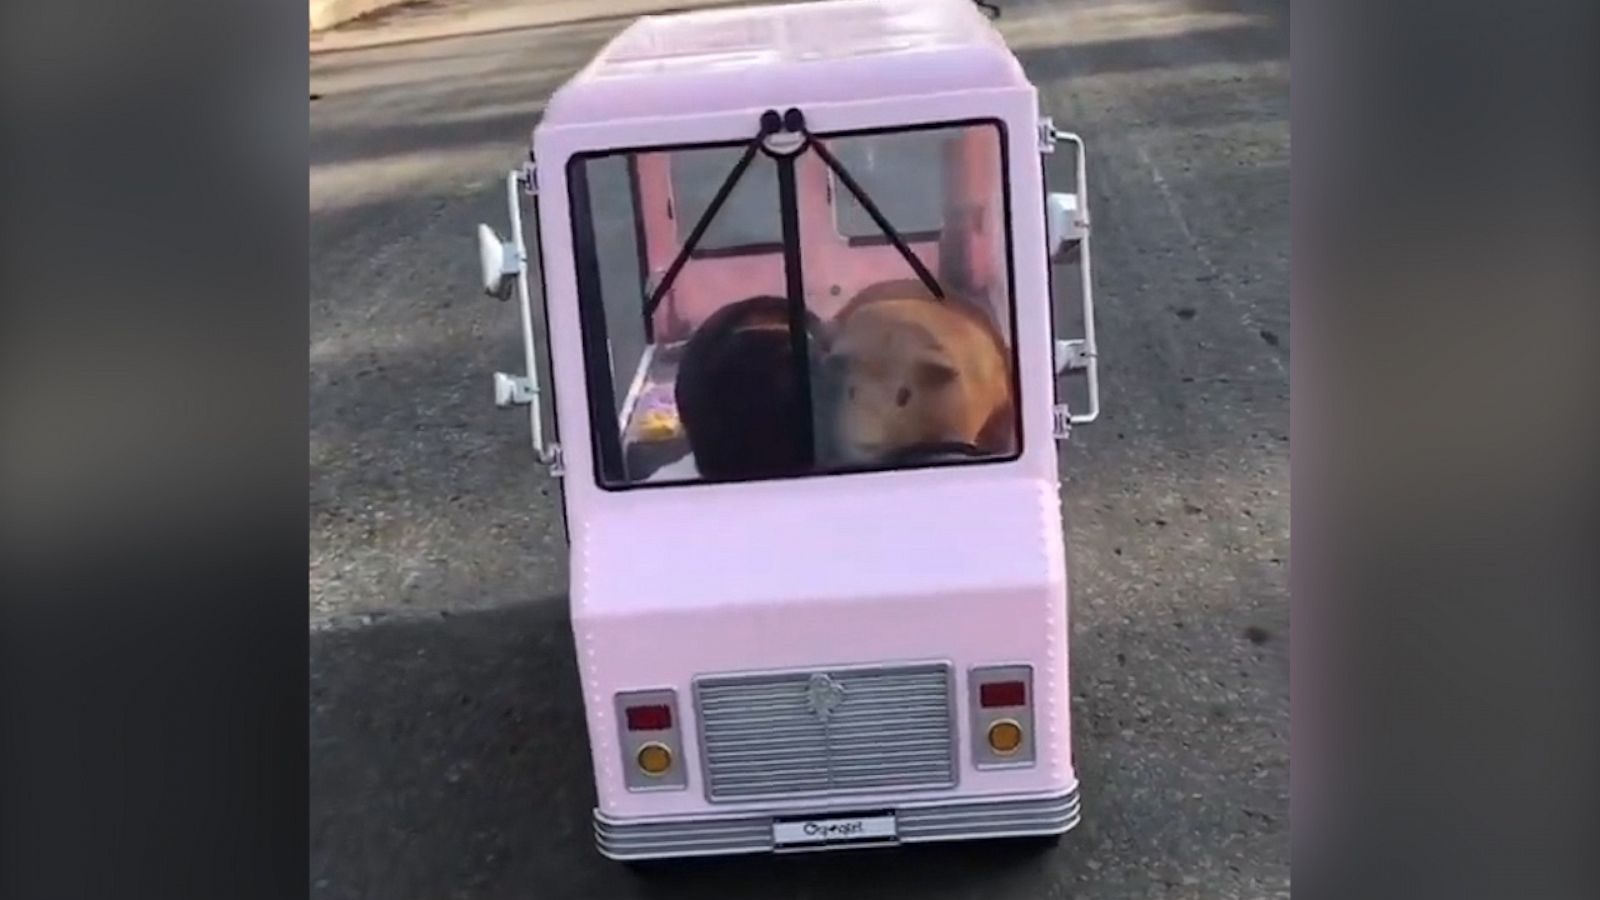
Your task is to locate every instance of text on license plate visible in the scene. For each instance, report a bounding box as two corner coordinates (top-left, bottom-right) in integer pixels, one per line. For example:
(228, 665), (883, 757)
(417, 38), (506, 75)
(772, 814), (897, 846)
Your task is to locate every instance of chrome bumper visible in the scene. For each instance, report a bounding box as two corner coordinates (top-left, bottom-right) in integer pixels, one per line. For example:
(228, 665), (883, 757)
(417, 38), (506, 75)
(594, 786), (1081, 861)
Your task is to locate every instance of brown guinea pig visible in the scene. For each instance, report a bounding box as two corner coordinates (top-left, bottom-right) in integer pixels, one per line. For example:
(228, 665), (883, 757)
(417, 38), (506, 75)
(823, 280), (1016, 465)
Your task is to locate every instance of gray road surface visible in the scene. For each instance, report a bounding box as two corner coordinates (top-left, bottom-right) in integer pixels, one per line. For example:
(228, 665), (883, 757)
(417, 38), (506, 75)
(310, 0), (1290, 897)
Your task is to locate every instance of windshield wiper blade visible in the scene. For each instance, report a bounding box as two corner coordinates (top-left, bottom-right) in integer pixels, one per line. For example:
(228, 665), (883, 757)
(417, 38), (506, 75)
(643, 140), (762, 323)
(643, 111), (945, 327)
(809, 139), (945, 300)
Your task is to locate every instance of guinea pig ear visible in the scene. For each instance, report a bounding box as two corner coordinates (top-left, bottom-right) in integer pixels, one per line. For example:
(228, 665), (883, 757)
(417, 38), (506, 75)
(914, 359), (959, 388)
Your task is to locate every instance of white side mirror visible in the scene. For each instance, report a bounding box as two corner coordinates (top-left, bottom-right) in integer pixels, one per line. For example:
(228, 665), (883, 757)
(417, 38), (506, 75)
(1055, 338), (1089, 375)
(477, 223), (519, 301)
(1045, 192), (1086, 262)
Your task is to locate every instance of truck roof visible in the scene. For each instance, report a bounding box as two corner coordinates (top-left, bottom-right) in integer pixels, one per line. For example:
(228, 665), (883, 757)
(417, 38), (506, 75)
(541, 0), (1030, 128)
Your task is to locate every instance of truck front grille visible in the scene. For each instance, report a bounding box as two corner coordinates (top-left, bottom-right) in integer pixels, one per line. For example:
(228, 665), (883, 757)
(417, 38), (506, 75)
(694, 662), (956, 802)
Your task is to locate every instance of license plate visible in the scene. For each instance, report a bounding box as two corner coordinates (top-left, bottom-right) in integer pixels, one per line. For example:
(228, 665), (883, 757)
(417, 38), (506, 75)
(772, 813), (897, 847)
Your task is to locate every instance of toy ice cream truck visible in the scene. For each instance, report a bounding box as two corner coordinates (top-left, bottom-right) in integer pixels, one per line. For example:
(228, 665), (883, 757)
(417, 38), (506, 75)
(474, 0), (1100, 861)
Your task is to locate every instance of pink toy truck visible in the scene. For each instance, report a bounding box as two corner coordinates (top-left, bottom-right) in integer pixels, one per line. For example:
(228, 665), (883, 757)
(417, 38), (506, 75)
(474, 0), (1100, 861)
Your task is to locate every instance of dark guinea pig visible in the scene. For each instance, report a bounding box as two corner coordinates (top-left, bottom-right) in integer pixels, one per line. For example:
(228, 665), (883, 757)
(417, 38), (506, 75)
(674, 295), (830, 480)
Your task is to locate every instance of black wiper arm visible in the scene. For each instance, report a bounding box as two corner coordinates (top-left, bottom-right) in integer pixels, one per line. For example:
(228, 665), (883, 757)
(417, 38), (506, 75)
(643, 140), (762, 323)
(809, 139), (945, 300)
(643, 111), (945, 326)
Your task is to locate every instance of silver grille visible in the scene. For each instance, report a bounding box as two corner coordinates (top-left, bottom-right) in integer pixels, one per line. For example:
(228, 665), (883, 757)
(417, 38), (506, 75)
(694, 662), (956, 802)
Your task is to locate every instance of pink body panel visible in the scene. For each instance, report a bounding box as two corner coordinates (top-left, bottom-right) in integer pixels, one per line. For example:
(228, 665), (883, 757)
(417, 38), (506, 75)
(571, 473), (1074, 819)
(544, 0), (1031, 127)
(527, 0), (1074, 823)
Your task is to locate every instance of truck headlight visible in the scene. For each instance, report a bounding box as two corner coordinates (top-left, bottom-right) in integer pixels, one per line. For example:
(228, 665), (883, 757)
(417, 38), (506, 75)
(615, 689), (688, 791)
(970, 666), (1037, 768)
(636, 742), (674, 776)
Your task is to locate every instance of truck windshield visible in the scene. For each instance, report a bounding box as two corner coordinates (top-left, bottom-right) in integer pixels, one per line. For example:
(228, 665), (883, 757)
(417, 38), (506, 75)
(566, 118), (1019, 489)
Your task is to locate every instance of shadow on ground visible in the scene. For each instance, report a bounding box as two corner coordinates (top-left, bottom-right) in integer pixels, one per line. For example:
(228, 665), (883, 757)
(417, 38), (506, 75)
(310, 600), (1120, 899)
(309, 591), (1285, 898)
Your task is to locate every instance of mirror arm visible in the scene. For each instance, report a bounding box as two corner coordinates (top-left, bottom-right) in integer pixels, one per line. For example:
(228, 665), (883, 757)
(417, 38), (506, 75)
(1042, 123), (1100, 430)
(498, 167), (563, 474)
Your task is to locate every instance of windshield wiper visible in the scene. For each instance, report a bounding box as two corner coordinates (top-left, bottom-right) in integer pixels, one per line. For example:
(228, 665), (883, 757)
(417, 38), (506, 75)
(641, 109), (946, 331)
(808, 138), (945, 300)
(642, 138), (764, 323)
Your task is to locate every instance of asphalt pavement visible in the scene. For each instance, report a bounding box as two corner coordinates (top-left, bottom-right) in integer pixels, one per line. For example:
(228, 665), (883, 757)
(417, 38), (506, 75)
(310, 1), (1290, 896)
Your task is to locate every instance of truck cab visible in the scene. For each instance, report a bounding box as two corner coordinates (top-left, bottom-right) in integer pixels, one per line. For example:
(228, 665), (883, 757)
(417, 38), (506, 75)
(474, 0), (1099, 861)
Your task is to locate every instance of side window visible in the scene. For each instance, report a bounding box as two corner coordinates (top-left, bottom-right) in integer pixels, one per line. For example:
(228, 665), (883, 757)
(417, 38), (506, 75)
(582, 155), (650, 430)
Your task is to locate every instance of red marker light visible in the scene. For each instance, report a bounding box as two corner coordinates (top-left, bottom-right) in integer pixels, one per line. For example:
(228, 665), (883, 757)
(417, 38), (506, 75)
(625, 704), (672, 731)
(979, 681), (1026, 708)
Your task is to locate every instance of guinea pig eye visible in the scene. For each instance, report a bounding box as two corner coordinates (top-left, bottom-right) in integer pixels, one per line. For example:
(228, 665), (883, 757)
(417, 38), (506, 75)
(895, 386), (912, 407)
(914, 360), (959, 389)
